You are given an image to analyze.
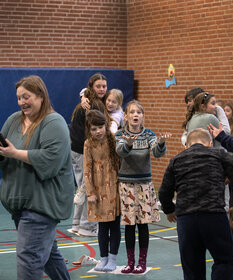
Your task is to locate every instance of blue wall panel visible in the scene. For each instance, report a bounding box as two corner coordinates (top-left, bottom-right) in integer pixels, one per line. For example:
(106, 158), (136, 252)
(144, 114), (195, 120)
(0, 68), (134, 128)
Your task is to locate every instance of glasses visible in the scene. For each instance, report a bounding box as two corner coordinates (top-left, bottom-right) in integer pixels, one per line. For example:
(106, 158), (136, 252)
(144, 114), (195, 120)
(201, 92), (209, 104)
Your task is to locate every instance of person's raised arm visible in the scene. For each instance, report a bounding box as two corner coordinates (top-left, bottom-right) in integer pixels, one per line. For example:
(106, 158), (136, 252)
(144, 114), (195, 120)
(208, 122), (223, 139)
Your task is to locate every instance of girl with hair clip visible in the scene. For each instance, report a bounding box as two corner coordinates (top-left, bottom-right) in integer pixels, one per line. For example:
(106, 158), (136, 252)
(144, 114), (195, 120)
(69, 73), (111, 237)
(84, 110), (121, 272)
(105, 89), (124, 134)
(182, 91), (230, 146)
(186, 92), (231, 211)
(185, 92), (230, 147)
(115, 100), (171, 274)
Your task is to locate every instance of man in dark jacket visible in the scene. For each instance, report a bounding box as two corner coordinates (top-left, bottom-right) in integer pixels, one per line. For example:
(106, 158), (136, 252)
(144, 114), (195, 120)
(159, 128), (233, 280)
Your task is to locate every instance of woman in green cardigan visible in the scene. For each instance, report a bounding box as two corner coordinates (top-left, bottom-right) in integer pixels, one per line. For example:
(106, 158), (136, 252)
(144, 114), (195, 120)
(0, 75), (74, 280)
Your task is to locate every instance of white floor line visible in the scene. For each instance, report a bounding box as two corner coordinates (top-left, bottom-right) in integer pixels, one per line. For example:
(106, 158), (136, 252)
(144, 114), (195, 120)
(0, 235), (178, 254)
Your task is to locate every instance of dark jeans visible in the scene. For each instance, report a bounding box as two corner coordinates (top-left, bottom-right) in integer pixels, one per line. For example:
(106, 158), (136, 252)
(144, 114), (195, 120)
(13, 209), (70, 280)
(177, 212), (233, 280)
(98, 215), (121, 257)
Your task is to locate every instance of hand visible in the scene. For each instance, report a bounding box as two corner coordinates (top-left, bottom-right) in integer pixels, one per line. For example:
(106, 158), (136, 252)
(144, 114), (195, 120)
(166, 212), (177, 223)
(81, 96), (90, 110)
(208, 122), (223, 138)
(122, 134), (139, 147)
(225, 177), (230, 185)
(0, 138), (17, 158)
(158, 132), (172, 145)
(88, 195), (97, 203)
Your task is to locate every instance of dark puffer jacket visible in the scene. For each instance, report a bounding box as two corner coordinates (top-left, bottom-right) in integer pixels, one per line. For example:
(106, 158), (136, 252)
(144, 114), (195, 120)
(159, 143), (233, 216)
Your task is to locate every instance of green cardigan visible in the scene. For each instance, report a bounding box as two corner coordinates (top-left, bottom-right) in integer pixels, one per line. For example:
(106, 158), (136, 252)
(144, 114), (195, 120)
(0, 112), (74, 221)
(187, 113), (220, 147)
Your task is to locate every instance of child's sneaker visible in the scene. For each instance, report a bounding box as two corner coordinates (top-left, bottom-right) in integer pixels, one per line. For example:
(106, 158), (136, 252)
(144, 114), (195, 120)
(78, 228), (98, 237)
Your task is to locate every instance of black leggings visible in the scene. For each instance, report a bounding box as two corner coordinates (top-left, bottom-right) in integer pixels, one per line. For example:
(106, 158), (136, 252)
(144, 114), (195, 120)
(125, 223), (149, 249)
(98, 216), (121, 257)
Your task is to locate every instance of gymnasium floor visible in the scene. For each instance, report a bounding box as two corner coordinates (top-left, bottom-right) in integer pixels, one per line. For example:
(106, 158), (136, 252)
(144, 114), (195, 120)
(0, 203), (214, 280)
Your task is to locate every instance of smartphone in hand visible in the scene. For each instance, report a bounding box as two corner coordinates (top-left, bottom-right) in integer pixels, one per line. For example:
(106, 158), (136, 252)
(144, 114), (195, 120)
(0, 133), (8, 147)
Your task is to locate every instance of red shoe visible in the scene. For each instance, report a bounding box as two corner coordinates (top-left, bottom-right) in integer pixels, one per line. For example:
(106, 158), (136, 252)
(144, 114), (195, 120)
(121, 248), (135, 274)
(121, 264), (134, 273)
(132, 264), (146, 274)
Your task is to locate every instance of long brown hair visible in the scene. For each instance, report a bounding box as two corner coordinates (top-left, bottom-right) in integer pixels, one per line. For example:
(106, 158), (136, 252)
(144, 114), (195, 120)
(71, 73), (107, 122)
(224, 102), (233, 135)
(85, 110), (119, 171)
(16, 75), (54, 147)
(182, 92), (215, 129)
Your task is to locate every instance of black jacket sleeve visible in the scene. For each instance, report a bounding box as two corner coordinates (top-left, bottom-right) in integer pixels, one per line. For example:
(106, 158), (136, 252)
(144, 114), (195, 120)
(215, 131), (233, 153)
(158, 160), (176, 214)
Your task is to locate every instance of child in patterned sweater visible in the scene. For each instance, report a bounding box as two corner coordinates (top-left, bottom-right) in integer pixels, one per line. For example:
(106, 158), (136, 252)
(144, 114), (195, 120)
(115, 99), (171, 274)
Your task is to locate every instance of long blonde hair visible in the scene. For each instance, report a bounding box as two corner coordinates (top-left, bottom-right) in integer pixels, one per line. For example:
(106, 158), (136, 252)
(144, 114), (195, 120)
(16, 75), (54, 147)
(105, 89), (123, 110)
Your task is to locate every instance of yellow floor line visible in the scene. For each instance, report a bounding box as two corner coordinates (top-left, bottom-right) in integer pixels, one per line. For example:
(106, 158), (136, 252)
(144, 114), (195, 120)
(149, 227), (177, 234)
(80, 275), (98, 278)
(174, 259), (213, 267)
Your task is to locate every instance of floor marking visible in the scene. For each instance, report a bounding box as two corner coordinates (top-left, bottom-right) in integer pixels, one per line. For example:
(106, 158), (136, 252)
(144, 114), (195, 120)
(151, 267), (161, 270)
(80, 276), (98, 278)
(149, 227), (177, 234)
(0, 248), (17, 252)
(0, 234), (178, 253)
(59, 243), (98, 249)
(174, 259), (213, 267)
(0, 250), (16, 254)
(149, 236), (178, 241)
(59, 240), (98, 246)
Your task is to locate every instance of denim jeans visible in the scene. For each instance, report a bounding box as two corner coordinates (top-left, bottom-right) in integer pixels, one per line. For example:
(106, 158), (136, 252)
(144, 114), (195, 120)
(13, 210), (70, 280)
(71, 151), (97, 232)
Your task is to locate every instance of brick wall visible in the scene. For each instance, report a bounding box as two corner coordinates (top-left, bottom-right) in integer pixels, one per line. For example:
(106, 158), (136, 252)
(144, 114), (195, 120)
(1, 0), (233, 188)
(127, 0), (233, 187)
(0, 0), (127, 68)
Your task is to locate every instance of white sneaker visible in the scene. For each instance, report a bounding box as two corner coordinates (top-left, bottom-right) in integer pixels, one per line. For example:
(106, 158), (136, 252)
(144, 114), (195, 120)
(78, 228), (98, 237)
(72, 255), (99, 266)
(67, 228), (80, 236)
